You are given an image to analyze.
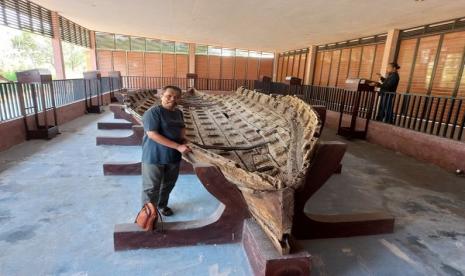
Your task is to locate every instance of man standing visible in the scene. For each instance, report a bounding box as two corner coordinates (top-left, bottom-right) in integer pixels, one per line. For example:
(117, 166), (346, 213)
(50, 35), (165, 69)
(141, 85), (191, 216)
(372, 62), (400, 123)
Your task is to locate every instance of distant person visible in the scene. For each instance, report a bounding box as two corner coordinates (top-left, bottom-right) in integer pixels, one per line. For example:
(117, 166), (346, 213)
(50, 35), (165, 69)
(141, 85), (191, 216)
(370, 62), (400, 123)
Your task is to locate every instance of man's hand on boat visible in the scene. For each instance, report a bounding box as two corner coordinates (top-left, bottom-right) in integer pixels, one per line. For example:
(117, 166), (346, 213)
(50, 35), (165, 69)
(145, 131), (191, 153)
(176, 144), (192, 153)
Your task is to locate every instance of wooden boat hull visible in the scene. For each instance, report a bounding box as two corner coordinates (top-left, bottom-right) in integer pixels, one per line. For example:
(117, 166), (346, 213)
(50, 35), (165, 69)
(119, 87), (323, 254)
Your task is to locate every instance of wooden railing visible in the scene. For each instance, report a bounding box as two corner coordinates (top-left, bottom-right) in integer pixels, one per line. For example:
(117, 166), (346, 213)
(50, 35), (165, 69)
(255, 81), (465, 142)
(121, 76), (257, 91)
(4, 75), (461, 142)
(0, 77), (119, 122)
(0, 76), (258, 123)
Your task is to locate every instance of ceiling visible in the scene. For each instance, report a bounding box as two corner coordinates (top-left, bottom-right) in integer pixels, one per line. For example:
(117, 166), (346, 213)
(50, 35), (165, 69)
(33, 0), (465, 52)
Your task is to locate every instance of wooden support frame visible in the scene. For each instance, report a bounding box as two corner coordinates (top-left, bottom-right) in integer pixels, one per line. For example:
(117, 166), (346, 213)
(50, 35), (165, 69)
(242, 218), (311, 276)
(292, 141), (395, 239)
(113, 162), (313, 275)
(104, 94), (394, 275)
(97, 122), (133, 130)
(16, 69), (60, 140)
(96, 125), (144, 146)
(108, 104), (140, 125)
(114, 163), (250, 250)
(337, 86), (376, 140)
(109, 71), (122, 103)
(83, 71), (104, 114)
(97, 104), (139, 130)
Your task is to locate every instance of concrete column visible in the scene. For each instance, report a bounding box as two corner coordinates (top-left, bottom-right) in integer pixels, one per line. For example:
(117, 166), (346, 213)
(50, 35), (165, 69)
(272, 52), (278, 82)
(304, 45), (318, 85)
(88, 31), (98, 70)
(188, 43), (196, 73)
(380, 29), (400, 74)
(51, 11), (66, 79)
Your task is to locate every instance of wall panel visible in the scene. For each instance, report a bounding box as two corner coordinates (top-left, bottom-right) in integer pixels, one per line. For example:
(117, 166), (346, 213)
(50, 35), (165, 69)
(221, 56), (235, 79)
(298, 53), (307, 80)
(396, 39), (417, 92)
(320, 51), (332, 86)
(409, 35), (440, 94)
(162, 53), (176, 77)
(208, 56), (221, 79)
(96, 50), (113, 77)
(286, 55), (294, 78)
(313, 52), (323, 85)
(127, 52), (144, 76)
(235, 57), (247, 80)
(337, 48), (351, 87)
(195, 55), (209, 78)
(328, 50), (341, 87)
(359, 45), (376, 79)
(292, 54), (300, 77)
(348, 47), (362, 78)
(145, 53), (162, 77)
(430, 31), (465, 97)
(175, 54), (189, 78)
(458, 65), (465, 98)
(277, 56), (284, 81)
(371, 44), (385, 80)
(259, 58), (273, 78)
(112, 51), (127, 76)
(247, 58), (259, 80)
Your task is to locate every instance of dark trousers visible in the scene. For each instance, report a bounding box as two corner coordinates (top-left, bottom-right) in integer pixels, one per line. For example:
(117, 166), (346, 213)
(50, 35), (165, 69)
(141, 162), (180, 208)
(376, 93), (395, 124)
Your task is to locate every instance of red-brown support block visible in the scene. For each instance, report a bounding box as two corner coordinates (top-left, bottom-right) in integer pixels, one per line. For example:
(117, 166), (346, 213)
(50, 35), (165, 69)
(114, 163), (250, 250)
(292, 141), (395, 239)
(242, 218), (311, 276)
(97, 122), (133, 130)
(96, 125), (144, 146)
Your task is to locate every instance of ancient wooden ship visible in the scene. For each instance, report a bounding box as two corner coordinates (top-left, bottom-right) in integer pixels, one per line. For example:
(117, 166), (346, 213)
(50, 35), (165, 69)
(121, 87), (322, 254)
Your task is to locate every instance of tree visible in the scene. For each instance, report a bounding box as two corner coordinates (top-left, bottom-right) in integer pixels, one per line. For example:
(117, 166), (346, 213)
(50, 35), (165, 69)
(0, 27), (55, 81)
(10, 31), (54, 70)
(62, 42), (89, 78)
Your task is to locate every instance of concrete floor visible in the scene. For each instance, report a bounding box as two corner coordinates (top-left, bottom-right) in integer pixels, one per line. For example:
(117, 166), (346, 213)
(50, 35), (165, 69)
(0, 108), (464, 276)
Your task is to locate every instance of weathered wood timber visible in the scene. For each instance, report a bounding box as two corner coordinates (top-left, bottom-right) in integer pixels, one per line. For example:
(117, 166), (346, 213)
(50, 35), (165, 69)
(107, 85), (395, 276)
(122, 87), (323, 254)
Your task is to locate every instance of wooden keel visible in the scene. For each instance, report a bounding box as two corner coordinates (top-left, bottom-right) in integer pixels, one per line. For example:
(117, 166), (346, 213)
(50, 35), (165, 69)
(242, 218), (311, 276)
(114, 163), (250, 250)
(109, 104), (140, 125)
(96, 125), (144, 146)
(97, 122), (133, 130)
(242, 188), (294, 255)
(292, 141), (395, 239)
(103, 162), (141, 175)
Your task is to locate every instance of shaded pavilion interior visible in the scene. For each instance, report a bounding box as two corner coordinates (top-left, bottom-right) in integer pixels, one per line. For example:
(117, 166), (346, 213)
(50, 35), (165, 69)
(1, 0), (465, 275)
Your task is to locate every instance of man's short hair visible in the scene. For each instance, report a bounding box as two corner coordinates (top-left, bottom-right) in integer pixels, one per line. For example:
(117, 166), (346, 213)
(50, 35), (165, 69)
(161, 85), (182, 96)
(389, 62), (400, 70)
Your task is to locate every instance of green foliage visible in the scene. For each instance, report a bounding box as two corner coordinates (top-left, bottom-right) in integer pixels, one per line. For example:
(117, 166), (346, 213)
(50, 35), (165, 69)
(195, 45), (208, 55)
(62, 42), (88, 78)
(9, 31), (54, 70)
(0, 26), (55, 78)
(0, 71), (17, 81)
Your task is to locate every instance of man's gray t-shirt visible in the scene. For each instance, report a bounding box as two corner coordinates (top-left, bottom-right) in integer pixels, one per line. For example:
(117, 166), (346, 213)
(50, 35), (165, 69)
(142, 105), (185, 164)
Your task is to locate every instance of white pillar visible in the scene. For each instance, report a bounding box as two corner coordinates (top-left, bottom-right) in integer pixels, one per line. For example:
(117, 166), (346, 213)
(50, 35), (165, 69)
(380, 29), (400, 74)
(272, 52), (279, 82)
(51, 11), (66, 79)
(88, 31), (98, 70)
(304, 45), (318, 85)
(188, 43), (196, 74)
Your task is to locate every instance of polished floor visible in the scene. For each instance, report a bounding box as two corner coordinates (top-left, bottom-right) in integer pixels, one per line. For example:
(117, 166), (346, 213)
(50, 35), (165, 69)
(0, 107), (464, 276)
